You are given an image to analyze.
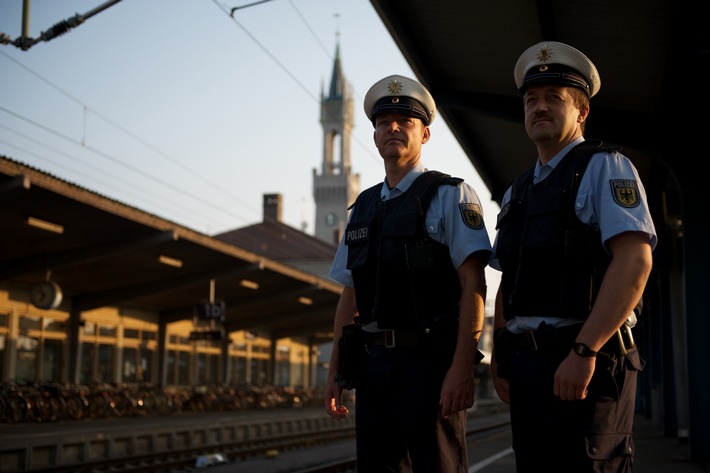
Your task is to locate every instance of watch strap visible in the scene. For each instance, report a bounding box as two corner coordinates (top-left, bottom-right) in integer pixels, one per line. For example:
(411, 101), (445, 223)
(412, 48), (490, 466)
(573, 342), (598, 357)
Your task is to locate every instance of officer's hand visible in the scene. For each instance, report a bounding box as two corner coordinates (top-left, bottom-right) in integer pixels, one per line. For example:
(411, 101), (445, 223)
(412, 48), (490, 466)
(491, 360), (510, 404)
(324, 379), (349, 419)
(554, 352), (595, 401)
(440, 366), (475, 418)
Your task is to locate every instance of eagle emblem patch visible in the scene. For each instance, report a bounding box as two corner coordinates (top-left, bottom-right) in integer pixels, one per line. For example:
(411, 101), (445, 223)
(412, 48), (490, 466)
(610, 180), (640, 208)
(459, 203), (483, 229)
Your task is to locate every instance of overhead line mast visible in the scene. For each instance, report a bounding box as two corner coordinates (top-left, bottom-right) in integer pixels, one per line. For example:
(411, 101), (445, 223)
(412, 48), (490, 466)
(1, 0), (124, 51)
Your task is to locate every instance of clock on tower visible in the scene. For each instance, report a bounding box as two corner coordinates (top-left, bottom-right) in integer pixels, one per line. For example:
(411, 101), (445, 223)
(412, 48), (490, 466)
(325, 212), (339, 227)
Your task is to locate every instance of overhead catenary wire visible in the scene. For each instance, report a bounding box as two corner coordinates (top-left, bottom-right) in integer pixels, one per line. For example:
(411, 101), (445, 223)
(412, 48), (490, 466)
(1, 1), (383, 234)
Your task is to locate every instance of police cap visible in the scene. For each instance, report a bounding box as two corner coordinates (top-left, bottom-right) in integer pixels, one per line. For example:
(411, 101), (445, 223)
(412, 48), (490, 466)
(363, 74), (436, 126)
(514, 41), (601, 97)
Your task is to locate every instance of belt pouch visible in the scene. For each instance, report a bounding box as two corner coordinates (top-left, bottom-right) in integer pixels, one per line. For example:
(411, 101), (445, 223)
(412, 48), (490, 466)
(337, 324), (366, 390)
(493, 328), (512, 379)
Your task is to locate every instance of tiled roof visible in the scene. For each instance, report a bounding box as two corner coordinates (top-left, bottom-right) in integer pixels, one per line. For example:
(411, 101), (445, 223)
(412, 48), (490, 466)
(214, 220), (338, 281)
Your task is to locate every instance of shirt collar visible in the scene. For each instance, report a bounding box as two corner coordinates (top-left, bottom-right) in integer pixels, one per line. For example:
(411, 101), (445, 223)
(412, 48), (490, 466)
(380, 162), (427, 200)
(534, 137), (585, 184)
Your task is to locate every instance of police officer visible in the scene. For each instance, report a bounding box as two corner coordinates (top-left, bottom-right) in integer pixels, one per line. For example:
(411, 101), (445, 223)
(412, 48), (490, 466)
(324, 74), (492, 472)
(490, 42), (658, 473)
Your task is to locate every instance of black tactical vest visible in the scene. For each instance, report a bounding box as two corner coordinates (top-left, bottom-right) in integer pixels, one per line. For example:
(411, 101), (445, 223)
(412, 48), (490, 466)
(495, 140), (619, 320)
(345, 171), (462, 330)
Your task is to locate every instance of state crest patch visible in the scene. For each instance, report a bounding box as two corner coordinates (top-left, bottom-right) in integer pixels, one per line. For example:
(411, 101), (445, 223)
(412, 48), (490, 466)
(459, 203), (483, 229)
(610, 179), (640, 208)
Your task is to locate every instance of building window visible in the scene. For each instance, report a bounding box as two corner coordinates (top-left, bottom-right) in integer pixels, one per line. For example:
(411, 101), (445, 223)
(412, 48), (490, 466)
(98, 325), (117, 337)
(16, 335), (39, 383)
(80, 341), (117, 384)
(276, 345), (290, 386)
(230, 355), (246, 385)
(123, 345), (153, 383)
(42, 338), (63, 382)
(43, 318), (65, 332)
(121, 327), (156, 383)
(19, 315), (41, 331)
(0, 312), (8, 380)
(80, 343), (95, 384)
(250, 357), (267, 386)
(97, 344), (115, 383)
(142, 331), (156, 341)
(123, 346), (138, 382)
(167, 348), (190, 385)
(124, 328), (140, 339)
(196, 352), (219, 385)
(0, 334), (5, 380)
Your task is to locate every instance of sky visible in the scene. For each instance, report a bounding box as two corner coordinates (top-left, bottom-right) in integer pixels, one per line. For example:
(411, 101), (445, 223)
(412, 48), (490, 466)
(0, 0), (501, 298)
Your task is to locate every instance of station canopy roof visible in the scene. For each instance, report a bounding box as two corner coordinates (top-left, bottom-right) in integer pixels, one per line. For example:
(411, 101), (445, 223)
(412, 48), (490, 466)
(0, 156), (341, 343)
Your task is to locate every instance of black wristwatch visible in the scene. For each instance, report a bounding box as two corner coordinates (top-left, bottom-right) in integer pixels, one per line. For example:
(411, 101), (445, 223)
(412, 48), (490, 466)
(572, 342), (598, 357)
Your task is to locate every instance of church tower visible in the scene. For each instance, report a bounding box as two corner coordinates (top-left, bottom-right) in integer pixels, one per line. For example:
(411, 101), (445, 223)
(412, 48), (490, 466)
(313, 42), (360, 245)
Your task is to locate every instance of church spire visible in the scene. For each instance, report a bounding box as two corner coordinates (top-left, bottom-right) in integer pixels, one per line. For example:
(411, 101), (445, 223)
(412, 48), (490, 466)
(312, 39), (359, 244)
(328, 42), (344, 99)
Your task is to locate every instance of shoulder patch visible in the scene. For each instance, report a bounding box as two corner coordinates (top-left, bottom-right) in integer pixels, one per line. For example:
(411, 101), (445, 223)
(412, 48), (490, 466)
(610, 179), (640, 208)
(459, 203), (484, 229)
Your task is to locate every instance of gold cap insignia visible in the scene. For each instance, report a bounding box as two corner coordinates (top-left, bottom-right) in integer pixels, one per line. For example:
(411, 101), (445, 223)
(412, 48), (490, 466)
(387, 79), (404, 95)
(536, 45), (554, 63)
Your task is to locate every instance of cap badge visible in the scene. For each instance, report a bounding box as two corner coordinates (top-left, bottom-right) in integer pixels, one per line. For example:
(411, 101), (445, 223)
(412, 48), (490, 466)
(536, 44), (554, 63)
(387, 79), (404, 95)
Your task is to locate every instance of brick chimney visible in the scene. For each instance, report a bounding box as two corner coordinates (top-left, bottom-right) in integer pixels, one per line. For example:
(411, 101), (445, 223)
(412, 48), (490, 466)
(263, 193), (283, 222)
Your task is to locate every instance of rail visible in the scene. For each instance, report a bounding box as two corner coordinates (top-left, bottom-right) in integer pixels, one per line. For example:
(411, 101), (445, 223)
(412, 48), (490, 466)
(1, 400), (509, 473)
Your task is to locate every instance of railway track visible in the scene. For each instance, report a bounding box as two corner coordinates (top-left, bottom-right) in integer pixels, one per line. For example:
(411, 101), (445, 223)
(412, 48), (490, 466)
(33, 425), (355, 473)
(32, 403), (510, 473)
(283, 414), (512, 473)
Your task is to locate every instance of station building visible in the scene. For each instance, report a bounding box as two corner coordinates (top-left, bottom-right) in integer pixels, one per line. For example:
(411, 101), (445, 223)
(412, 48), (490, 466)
(0, 43), (356, 391)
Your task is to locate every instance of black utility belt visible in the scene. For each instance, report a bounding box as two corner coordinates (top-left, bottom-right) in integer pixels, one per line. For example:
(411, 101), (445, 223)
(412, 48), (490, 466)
(364, 329), (422, 348)
(506, 323), (635, 358)
(364, 328), (486, 364)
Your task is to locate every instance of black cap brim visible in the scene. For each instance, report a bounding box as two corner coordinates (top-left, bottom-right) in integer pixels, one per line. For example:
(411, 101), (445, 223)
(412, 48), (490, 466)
(370, 96), (430, 125)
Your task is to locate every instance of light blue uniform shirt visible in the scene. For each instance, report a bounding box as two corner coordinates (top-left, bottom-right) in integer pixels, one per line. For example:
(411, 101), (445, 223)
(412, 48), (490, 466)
(490, 138), (658, 332)
(329, 162), (493, 288)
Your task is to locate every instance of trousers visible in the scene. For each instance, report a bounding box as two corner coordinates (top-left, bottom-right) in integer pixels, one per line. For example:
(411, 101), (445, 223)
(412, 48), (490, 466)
(354, 343), (468, 473)
(507, 343), (644, 473)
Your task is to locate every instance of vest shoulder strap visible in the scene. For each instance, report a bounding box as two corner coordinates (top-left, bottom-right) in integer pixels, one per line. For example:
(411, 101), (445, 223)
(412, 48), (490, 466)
(568, 139), (622, 196)
(510, 139), (620, 200)
(350, 170), (461, 216)
(409, 170), (459, 215)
